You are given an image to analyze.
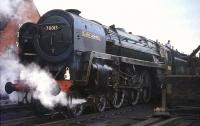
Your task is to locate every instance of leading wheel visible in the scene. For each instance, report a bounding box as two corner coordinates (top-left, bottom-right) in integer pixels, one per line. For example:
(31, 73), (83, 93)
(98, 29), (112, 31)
(67, 92), (84, 117)
(94, 95), (106, 112)
(70, 103), (84, 117)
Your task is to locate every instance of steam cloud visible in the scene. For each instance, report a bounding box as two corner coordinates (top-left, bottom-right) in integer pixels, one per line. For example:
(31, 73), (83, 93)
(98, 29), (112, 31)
(0, 46), (86, 108)
(0, 0), (38, 25)
(0, 0), (24, 20)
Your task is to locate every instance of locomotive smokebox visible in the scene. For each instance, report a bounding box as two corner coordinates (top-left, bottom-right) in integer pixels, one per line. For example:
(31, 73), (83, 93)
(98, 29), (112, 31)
(5, 82), (30, 94)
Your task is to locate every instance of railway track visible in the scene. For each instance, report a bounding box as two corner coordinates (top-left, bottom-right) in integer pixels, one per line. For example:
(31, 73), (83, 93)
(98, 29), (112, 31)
(1, 104), (200, 126)
(1, 104), (153, 126)
(0, 103), (34, 121)
(0, 99), (17, 106)
(37, 112), (200, 126)
(38, 105), (152, 126)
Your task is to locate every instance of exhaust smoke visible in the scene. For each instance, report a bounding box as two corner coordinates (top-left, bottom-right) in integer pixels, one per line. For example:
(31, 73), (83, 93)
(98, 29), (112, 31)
(0, 0), (34, 22)
(0, 46), (86, 108)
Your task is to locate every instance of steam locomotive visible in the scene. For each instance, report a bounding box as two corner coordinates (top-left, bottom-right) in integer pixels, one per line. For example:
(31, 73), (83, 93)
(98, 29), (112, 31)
(5, 9), (189, 116)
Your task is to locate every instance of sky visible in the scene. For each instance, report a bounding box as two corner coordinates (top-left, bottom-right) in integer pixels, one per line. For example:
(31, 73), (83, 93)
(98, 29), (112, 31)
(33, 0), (200, 54)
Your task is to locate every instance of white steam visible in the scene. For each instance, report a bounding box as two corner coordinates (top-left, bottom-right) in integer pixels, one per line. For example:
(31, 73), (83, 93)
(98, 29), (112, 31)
(0, 0), (38, 24)
(0, 47), (86, 108)
(0, 0), (23, 19)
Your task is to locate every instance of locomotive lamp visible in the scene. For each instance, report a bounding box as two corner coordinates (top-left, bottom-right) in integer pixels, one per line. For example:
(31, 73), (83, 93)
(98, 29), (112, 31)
(64, 67), (70, 80)
(57, 67), (73, 92)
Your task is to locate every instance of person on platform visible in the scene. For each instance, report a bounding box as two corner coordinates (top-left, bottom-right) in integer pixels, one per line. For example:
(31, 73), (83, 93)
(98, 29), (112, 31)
(165, 40), (172, 49)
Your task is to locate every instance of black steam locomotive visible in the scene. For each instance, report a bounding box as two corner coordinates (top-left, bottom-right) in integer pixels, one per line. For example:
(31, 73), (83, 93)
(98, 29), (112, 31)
(6, 9), (189, 116)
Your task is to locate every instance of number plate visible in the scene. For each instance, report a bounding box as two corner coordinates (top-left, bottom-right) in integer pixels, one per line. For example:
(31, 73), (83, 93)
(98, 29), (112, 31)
(44, 25), (60, 31)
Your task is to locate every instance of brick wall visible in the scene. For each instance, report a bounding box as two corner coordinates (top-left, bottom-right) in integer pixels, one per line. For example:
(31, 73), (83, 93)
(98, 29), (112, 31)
(0, 0), (40, 53)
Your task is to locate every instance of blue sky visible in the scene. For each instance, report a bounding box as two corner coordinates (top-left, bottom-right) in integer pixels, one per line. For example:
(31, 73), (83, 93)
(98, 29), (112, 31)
(34, 0), (200, 54)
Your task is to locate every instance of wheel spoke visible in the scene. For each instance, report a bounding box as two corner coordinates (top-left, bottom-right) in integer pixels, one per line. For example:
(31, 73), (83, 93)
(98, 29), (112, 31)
(112, 89), (125, 109)
(130, 90), (140, 105)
